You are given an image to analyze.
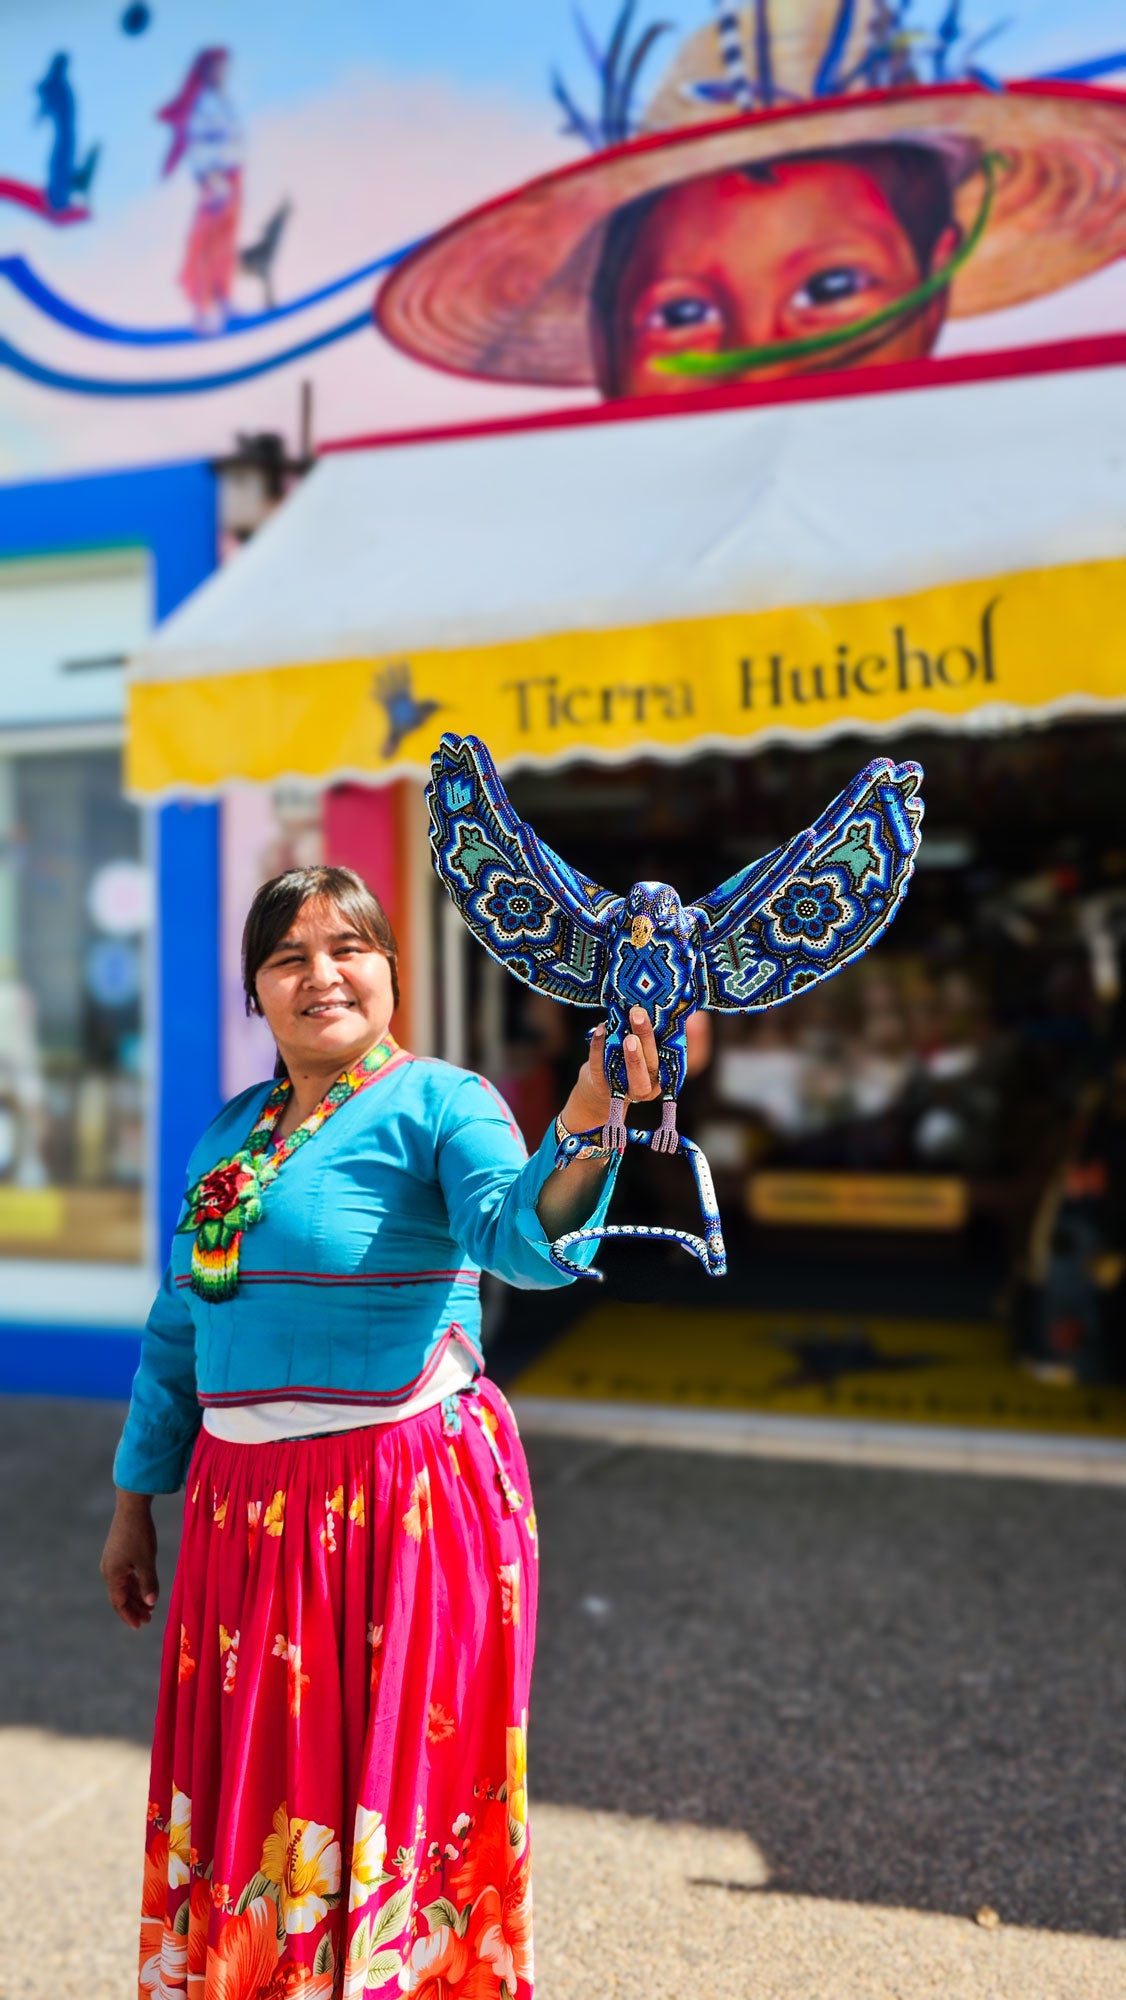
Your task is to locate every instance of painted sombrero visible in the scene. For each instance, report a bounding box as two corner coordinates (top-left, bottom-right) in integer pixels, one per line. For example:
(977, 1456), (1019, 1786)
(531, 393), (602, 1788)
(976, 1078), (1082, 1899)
(376, 1), (1126, 389)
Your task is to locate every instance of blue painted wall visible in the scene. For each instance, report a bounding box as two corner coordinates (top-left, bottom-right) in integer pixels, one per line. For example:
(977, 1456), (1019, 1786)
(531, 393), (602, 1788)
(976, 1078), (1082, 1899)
(0, 459), (217, 621)
(156, 799), (221, 1257)
(0, 459), (220, 1396)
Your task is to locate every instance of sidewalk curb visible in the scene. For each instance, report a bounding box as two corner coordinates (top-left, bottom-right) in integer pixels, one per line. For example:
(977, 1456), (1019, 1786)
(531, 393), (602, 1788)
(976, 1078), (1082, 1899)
(509, 1394), (1126, 1485)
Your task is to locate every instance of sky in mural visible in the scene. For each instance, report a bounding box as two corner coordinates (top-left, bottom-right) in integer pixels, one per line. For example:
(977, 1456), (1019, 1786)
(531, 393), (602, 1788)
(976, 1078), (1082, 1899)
(0, 0), (1122, 474)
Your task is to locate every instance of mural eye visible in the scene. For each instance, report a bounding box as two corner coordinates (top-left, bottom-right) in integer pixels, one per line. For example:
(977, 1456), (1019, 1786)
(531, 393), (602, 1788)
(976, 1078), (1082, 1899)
(645, 295), (721, 332)
(793, 266), (872, 308)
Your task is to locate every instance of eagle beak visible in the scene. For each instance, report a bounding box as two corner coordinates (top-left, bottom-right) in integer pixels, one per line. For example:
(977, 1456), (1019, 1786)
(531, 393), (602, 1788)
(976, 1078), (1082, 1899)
(630, 915), (654, 948)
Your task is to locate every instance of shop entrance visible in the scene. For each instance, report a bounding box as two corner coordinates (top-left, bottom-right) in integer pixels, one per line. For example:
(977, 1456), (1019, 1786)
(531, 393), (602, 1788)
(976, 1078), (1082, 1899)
(472, 719), (1126, 1437)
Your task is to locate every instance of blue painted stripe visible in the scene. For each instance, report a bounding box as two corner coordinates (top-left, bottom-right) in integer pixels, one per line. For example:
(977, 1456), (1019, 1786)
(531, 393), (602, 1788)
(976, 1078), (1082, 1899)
(0, 239), (417, 348)
(1033, 54), (1126, 81)
(0, 307), (371, 397)
(159, 802), (221, 1259)
(0, 1325), (142, 1399)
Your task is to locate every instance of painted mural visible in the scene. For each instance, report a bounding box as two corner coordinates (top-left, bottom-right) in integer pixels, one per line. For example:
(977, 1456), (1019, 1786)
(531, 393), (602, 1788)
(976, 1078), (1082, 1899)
(0, 1), (1122, 472)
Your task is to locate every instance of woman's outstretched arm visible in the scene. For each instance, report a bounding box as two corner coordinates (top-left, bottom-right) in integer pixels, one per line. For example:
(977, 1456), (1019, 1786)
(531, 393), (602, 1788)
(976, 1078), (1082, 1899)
(534, 1012), (661, 1240)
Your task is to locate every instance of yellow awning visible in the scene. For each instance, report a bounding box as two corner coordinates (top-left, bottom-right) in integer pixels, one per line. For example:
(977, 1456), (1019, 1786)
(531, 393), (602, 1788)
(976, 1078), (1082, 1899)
(127, 368), (1126, 796)
(129, 555), (1126, 792)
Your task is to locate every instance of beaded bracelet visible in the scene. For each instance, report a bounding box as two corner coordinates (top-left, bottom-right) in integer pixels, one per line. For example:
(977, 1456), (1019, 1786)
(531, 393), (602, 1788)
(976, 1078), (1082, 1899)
(554, 1113), (614, 1161)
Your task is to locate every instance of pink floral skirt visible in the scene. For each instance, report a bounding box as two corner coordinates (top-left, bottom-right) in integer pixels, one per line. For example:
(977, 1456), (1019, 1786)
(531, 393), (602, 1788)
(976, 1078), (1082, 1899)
(139, 1379), (537, 2000)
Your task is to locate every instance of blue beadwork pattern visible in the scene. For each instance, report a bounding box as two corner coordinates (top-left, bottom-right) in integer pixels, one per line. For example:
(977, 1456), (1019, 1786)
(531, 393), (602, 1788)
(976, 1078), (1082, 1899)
(428, 733), (923, 1095)
(427, 732), (618, 1008)
(427, 732), (924, 1277)
(690, 761), (924, 1011)
(549, 1127), (727, 1281)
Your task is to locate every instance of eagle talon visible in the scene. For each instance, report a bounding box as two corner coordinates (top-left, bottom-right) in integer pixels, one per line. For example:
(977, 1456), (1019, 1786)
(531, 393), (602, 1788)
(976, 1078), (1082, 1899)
(651, 1100), (679, 1155)
(602, 1097), (628, 1153)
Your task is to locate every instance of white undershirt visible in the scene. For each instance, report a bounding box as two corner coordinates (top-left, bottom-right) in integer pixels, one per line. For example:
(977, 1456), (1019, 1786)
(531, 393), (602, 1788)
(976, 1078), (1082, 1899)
(201, 1341), (477, 1444)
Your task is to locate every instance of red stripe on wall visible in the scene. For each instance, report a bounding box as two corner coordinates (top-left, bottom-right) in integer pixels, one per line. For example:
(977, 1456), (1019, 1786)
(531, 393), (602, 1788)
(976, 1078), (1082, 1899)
(321, 332), (1126, 461)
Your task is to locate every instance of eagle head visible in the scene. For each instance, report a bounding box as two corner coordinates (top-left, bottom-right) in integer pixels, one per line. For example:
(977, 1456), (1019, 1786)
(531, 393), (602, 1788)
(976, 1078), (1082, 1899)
(626, 880), (683, 948)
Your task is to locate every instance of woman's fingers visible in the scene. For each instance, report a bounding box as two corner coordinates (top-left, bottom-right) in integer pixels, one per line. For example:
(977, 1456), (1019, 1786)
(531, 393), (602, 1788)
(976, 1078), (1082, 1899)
(574, 1009), (661, 1116)
(628, 1006), (660, 1073)
(105, 1561), (156, 1629)
(622, 1036), (656, 1100)
(134, 1553), (160, 1607)
(101, 1514), (159, 1629)
(623, 1007), (661, 1102)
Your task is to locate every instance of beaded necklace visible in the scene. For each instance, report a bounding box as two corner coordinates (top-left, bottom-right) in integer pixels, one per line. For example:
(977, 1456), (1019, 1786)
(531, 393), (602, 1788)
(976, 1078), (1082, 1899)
(177, 1034), (401, 1301)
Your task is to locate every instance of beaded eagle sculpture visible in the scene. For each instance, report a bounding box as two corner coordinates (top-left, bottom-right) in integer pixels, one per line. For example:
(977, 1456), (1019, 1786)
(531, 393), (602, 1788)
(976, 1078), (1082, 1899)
(427, 733), (924, 1276)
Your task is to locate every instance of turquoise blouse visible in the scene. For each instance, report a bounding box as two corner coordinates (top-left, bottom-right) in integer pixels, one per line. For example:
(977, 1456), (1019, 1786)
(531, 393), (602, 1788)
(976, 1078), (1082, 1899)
(113, 1055), (613, 1494)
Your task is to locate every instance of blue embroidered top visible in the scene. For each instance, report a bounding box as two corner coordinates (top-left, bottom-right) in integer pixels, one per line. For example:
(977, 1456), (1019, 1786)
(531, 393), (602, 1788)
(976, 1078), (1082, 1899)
(113, 1054), (613, 1494)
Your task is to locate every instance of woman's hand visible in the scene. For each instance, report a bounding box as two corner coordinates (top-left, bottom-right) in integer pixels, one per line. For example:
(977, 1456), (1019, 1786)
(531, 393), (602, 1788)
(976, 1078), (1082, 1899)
(101, 1491), (160, 1630)
(536, 1010), (661, 1241)
(558, 1007), (662, 1136)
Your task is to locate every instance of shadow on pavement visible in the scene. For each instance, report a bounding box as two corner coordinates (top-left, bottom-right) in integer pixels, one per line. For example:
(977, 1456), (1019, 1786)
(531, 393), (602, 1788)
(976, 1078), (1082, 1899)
(4, 1395), (1123, 1939)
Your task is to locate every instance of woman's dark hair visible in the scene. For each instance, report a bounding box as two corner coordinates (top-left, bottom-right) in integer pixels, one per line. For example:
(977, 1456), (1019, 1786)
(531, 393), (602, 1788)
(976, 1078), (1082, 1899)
(590, 140), (958, 396)
(242, 865), (400, 1019)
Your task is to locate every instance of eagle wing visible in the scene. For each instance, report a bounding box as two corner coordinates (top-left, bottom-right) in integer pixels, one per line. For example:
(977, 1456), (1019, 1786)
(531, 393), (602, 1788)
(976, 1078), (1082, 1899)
(427, 733), (618, 1005)
(689, 758), (924, 1012)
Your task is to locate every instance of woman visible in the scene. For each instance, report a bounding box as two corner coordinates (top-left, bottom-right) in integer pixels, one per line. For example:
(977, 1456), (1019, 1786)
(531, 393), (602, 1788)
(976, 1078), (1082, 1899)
(158, 48), (243, 334)
(102, 864), (660, 2000)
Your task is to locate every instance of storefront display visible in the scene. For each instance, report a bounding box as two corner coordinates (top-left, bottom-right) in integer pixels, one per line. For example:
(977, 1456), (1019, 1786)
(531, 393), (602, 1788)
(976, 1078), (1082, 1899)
(0, 460), (218, 1391)
(0, 545), (153, 1277)
(117, 356), (1125, 1434)
(495, 716), (1126, 1405)
(0, 747), (146, 1261)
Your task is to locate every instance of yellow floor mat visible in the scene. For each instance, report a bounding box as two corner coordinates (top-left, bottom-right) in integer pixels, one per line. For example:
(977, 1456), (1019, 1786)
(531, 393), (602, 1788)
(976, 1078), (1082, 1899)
(512, 1304), (1126, 1437)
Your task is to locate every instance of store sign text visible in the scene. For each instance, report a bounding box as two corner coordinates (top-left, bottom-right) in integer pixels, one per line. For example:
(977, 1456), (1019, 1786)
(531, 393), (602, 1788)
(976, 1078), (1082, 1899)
(740, 597), (1000, 712)
(502, 674), (695, 732)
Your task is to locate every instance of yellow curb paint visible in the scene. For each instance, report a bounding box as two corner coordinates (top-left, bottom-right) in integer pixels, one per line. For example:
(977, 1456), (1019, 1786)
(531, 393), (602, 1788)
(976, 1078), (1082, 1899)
(511, 1304), (1126, 1439)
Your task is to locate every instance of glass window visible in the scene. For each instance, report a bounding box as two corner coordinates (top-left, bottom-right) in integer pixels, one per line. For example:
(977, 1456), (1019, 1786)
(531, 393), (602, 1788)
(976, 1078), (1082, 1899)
(0, 747), (147, 1262)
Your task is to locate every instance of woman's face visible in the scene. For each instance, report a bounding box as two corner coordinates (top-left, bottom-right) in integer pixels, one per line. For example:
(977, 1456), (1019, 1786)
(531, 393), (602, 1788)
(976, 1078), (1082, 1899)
(254, 896), (395, 1072)
(604, 157), (957, 395)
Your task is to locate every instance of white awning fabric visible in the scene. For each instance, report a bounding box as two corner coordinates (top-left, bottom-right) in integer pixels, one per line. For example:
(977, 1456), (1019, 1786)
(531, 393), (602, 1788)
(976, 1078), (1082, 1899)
(127, 362), (1126, 796)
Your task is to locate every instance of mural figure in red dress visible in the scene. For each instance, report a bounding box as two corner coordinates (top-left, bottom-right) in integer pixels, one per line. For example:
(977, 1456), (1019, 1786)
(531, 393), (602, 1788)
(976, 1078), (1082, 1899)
(158, 48), (243, 335)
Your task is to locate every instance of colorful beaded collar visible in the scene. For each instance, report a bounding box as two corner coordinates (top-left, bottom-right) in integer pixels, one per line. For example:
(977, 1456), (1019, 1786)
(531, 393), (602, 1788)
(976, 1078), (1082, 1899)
(178, 1034), (401, 1301)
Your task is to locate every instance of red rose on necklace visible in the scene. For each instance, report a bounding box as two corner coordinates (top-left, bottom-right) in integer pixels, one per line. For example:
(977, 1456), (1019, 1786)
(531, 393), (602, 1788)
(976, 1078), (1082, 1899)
(194, 1159), (257, 1222)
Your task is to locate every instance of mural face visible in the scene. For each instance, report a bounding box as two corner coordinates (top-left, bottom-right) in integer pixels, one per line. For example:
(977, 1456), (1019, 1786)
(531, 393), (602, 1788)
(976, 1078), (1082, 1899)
(0, 0), (1122, 473)
(592, 153), (960, 393)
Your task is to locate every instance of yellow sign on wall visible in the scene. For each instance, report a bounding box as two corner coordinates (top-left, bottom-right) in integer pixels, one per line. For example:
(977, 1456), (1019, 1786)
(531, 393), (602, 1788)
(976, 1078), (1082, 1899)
(128, 556), (1126, 794)
(0, 1187), (64, 1241)
(749, 1172), (969, 1231)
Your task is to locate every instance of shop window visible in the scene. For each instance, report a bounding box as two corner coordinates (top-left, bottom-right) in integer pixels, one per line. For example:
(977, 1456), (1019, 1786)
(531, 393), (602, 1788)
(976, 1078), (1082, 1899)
(0, 748), (147, 1262)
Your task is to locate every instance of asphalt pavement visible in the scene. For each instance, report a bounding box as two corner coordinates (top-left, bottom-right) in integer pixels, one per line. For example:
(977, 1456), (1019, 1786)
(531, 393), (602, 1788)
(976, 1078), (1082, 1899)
(2, 1393), (1125, 1999)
